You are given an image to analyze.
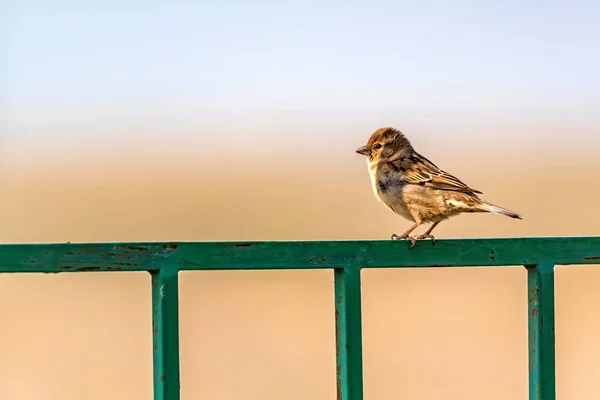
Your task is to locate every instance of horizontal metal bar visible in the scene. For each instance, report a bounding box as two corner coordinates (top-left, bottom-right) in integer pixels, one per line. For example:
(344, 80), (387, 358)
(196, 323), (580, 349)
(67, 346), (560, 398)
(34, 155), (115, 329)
(1, 237), (599, 273)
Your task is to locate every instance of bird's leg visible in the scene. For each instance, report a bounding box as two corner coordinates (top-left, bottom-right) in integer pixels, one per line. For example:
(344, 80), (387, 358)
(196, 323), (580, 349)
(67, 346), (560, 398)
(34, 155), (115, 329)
(391, 223), (421, 248)
(416, 222), (440, 245)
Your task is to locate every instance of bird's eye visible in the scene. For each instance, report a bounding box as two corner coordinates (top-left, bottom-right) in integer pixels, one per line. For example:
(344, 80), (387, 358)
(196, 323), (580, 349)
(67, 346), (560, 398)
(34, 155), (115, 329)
(373, 143), (382, 149)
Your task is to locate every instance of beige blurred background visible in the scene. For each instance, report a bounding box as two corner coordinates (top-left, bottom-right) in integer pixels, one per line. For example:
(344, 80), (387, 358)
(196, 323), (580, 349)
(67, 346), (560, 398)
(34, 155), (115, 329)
(3, 2), (600, 400)
(1, 144), (600, 400)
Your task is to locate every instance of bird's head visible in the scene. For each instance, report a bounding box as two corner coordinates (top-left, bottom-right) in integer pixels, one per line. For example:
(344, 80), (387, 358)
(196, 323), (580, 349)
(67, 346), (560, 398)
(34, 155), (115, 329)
(356, 127), (413, 163)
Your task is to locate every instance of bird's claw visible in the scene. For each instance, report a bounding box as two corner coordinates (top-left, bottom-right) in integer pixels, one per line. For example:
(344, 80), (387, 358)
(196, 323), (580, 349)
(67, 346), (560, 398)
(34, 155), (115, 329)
(416, 234), (436, 245)
(391, 233), (417, 248)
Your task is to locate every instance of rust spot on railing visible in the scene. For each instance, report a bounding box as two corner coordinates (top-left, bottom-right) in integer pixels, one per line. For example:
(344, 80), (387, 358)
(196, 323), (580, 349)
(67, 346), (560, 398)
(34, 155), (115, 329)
(490, 250), (495, 261)
(234, 243), (254, 248)
(65, 252), (75, 255)
(128, 246), (149, 251)
(529, 287), (539, 304)
(59, 266), (124, 271)
(162, 244), (178, 250)
(530, 307), (538, 318)
(334, 305), (343, 400)
(73, 266), (101, 271)
(584, 256), (600, 260)
(336, 363), (342, 400)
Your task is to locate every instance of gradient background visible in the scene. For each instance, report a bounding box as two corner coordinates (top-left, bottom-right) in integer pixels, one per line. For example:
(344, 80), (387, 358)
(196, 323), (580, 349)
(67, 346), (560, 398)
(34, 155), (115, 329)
(2, 1), (600, 399)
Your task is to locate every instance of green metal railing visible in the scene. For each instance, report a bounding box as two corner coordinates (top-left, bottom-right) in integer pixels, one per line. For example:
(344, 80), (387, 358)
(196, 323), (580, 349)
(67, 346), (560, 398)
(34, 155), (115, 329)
(2, 237), (600, 399)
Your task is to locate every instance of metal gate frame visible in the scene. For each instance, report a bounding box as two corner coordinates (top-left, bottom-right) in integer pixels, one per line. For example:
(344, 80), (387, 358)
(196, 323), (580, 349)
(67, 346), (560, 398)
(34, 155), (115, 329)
(2, 236), (600, 400)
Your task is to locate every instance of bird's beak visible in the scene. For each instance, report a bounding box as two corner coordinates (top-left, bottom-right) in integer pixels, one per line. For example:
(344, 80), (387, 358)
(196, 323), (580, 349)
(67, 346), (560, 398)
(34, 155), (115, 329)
(356, 146), (370, 156)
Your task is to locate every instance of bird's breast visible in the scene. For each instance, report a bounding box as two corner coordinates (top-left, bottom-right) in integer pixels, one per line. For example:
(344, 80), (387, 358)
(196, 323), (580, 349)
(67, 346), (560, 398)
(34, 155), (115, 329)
(366, 161), (415, 221)
(368, 162), (406, 202)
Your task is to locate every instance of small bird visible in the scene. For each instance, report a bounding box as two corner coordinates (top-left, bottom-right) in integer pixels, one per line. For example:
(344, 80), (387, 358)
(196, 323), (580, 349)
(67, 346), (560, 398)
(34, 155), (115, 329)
(356, 127), (521, 247)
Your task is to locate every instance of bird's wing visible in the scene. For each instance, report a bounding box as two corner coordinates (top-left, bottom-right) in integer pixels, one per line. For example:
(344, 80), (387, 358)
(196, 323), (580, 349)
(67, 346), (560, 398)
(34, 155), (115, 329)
(394, 152), (483, 194)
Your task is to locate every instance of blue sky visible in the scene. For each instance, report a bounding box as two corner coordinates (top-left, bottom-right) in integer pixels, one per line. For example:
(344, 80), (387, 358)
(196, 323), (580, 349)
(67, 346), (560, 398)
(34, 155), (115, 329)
(2, 1), (600, 161)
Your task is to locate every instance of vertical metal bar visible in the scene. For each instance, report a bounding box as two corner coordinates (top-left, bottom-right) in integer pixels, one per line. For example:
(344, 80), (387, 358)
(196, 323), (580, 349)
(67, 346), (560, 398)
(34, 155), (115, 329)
(334, 265), (364, 400)
(526, 261), (556, 400)
(152, 267), (181, 400)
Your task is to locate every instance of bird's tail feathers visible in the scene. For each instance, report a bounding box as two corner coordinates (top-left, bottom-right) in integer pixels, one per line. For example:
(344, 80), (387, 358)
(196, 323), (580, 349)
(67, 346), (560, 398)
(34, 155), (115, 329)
(480, 202), (522, 219)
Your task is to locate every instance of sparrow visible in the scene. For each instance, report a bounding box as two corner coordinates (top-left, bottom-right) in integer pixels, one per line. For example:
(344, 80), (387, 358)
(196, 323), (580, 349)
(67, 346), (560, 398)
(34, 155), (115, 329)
(356, 127), (521, 247)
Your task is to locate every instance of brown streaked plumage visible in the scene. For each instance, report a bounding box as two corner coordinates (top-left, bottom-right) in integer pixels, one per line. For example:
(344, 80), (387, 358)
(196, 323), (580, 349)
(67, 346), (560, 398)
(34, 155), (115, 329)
(356, 127), (521, 247)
